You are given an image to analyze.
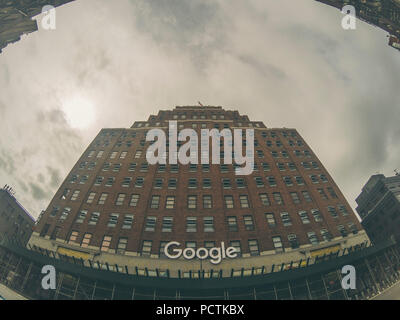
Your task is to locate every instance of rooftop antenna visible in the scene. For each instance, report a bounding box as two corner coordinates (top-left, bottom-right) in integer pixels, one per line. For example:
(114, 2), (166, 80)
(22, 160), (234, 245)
(395, 169), (399, 176)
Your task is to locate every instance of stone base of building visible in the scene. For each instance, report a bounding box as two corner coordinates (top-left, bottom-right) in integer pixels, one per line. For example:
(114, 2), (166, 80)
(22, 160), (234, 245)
(0, 237), (399, 300)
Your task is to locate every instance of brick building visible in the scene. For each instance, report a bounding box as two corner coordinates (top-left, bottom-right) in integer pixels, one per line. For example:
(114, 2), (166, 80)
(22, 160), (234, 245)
(0, 186), (35, 245)
(27, 105), (369, 277)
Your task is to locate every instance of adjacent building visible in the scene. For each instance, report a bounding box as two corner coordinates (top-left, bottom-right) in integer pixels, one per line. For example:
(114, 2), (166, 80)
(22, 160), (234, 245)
(0, 0), (75, 53)
(316, 0), (400, 52)
(356, 173), (400, 243)
(0, 186), (35, 246)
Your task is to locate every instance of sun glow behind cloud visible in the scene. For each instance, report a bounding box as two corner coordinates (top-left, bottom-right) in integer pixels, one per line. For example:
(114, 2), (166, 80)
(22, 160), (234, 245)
(61, 94), (96, 129)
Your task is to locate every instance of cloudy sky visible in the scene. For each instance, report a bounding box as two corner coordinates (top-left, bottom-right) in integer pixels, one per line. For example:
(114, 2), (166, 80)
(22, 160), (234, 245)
(0, 0), (399, 219)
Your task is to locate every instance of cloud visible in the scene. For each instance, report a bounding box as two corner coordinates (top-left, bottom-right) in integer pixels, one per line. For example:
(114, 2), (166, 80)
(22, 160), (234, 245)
(0, 0), (399, 219)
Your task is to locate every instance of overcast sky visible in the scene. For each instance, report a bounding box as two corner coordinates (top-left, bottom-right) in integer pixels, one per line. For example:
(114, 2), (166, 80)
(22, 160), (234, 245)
(0, 0), (399, 219)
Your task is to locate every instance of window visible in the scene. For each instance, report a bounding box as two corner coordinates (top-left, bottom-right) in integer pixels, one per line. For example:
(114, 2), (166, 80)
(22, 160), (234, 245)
(187, 196), (197, 209)
(129, 163), (137, 172)
(202, 178), (212, 189)
(157, 164), (166, 173)
(243, 215), (255, 231)
(60, 188), (70, 200)
(272, 236), (284, 252)
(288, 162), (296, 171)
(145, 216), (156, 232)
(170, 164), (179, 173)
(80, 175), (88, 184)
(202, 164), (210, 172)
(320, 174), (328, 182)
(135, 177), (144, 188)
(140, 162), (148, 172)
(102, 163), (110, 171)
(135, 150), (142, 158)
(348, 222), (358, 234)
(283, 176), (293, 186)
(222, 178), (232, 189)
(88, 150), (95, 158)
(122, 214), (134, 229)
(327, 187), (338, 199)
(166, 196), (176, 209)
(220, 164), (229, 173)
(81, 233), (92, 248)
(311, 161), (319, 169)
(277, 163), (285, 171)
(239, 195), (250, 208)
(338, 225), (348, 237)
(307, 232), (319, 245)
(318, 188), (328, 200)
(338, 204), (349, 216)
(290, 192), (301, 204)
(280, 212), (292, 226)
(101, 236), (112, 252)
(295, 176), (304, 185)
(120, 151), (128, 159)
(248, 239), (260, 256)
(105, 177), (115, 187)
(70, 190), (80, 201)
(141, 241), (152, 256)
(186, 217), (197, 232)
(98, 193), (108, 205)
(168, 178), (177, 189)
(94, 176), (104, 186)
(162, 217), (173, 232)
(88, 212), (100, 225)
(327, 206), (338, 218)
(107, 213), (119, 228)
(259, 193), (270, 206)
(97, 151), (104, 158)
(236, 178), (246, 188)
(59, 207), (71, 221)
(229, 241), (241, 256)
(311, 209), (323, 222)
(310, 175), (319, 183)
(115, 193), (126, 206)
(122, 177), (132, 187)
(75, 210), (87, 224)
(68, 231), (79, 244)
(204, 217), (215, 232)
(150, 195), (161, 209)
(265, 213), (276, 227)
(116, 238), (128, 255)
(224, 195), (234, 208)
(320, 229), (332, 241)
(288, 234), (299, 249)
(129, 194), (140, 207)
(273, 192), (284, 205)
(203, 195), (212, 209)
(302, 191), (313, 203)
(227, 217), (238, 232)
(255, 177), (264, 188)
(113, 163), (121, 172)
(298, 210), (310, 224)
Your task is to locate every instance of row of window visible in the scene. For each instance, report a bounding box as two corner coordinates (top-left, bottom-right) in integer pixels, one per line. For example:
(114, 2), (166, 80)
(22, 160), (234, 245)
(69, 173), (331, 192)
(81, 161), (321, 173)
(62, 223), (356, 257)
(59, 187), (342, 214)
(47, 204), (352, 236)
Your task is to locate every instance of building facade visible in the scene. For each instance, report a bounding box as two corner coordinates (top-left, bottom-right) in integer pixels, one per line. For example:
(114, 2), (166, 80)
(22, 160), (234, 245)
(356, 173), (400, 243)
(0, 186), (35, 245)
(28, 106), (369, 278)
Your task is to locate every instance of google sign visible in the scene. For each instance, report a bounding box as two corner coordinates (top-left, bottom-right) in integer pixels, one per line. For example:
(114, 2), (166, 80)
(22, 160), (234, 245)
(164, 241), (239, 265)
